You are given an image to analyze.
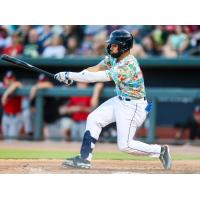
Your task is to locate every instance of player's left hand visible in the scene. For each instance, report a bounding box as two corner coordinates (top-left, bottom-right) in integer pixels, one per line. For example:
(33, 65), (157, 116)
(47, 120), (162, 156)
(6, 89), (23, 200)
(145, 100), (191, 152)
(54, 72), (73, 85)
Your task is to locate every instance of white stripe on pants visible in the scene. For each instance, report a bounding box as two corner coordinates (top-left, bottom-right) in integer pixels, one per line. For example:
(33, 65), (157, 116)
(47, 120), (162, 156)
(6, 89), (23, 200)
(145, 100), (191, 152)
(86, 96), (161, 158)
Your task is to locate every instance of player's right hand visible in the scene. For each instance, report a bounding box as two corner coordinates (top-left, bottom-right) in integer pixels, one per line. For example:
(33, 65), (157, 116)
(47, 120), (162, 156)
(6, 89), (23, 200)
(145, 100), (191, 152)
(54, 72), (73, 85)
(54, 72), (68, 82)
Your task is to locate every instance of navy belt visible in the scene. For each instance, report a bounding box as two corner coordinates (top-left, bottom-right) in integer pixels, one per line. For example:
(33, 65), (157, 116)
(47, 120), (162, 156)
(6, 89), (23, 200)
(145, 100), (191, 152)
(118, 96), (146, 101)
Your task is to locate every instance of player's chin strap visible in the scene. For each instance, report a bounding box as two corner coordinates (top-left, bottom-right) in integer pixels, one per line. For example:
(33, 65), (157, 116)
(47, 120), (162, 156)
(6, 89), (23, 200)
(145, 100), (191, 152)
(80, 130), (97, 161)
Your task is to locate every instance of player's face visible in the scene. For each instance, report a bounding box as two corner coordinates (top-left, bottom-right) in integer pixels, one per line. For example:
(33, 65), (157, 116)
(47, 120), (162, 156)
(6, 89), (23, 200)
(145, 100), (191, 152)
(110, 44), (119, 54)
(3, 77), (15, 86)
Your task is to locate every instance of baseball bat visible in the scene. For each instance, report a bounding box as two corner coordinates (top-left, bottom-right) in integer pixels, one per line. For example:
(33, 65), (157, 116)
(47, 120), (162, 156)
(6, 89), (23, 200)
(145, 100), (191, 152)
(1, 54), (55, 79)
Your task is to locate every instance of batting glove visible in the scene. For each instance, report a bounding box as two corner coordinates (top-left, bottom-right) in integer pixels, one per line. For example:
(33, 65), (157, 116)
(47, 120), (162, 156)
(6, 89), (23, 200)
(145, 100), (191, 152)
(54, 72), (73, 85)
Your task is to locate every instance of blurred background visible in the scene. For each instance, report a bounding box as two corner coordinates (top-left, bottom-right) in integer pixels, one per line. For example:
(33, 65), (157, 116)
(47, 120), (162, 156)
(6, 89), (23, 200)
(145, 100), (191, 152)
(0, 25), (200, 145)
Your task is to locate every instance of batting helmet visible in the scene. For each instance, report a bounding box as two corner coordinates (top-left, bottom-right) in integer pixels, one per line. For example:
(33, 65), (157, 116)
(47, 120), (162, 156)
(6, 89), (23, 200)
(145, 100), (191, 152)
(106, 29), (134, 58)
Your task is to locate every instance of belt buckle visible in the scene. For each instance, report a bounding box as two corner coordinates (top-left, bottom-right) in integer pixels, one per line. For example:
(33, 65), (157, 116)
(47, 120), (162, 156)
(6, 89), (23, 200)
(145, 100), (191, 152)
(119, 96), (131, 101)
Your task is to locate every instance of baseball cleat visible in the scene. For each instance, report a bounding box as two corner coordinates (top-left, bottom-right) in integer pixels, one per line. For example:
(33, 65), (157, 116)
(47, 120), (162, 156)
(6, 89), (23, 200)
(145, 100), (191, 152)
(159, 145), (172, 170)
(62, 155), (91, 169)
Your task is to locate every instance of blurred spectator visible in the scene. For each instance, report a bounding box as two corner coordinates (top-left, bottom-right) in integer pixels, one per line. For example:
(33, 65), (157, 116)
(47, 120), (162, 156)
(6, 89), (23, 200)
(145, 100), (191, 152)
(151, 26), (168, 46)
(2, 32), (23, 56)
(61, 25), (84, 48)
(128, 25), (153, 44)
(36, 25), (53, 53)
(122, 25), (141, 33)
(79, 33), (94, 55)
(130, 42), (146, 58)
(1, 25), (200, 57)
(106, 25), (121, 35)
(59, 82), (103, 141)
(91, 40), (106, 56)
(80, 26), (106, 56)
(0, 26), (11, 53)
(59, 114), (73, 141)
(0, 71), (22, 139)
(85, 25), (106, 37)
(29, 74), (61, 140)
(175, 106), (200, 142)
(162, 25), (189, 57)
(65, 36), (80, 55)
(23, 28), (40, 58)
(183, 25), (200, 37)
(51, 25), (64, 35)
(91, 32), (107, 56)
(151, 25), (169, 54)
(3, 26), (18, 35)
(20, 97), (33, 140)
(16, 25), (32, 45)
(42, 34), (66, 58)
(59, 82), (92, 141)
(141, 35), (159, 56)
(90, 83), (104, 108)
(188, 28), (200, 56)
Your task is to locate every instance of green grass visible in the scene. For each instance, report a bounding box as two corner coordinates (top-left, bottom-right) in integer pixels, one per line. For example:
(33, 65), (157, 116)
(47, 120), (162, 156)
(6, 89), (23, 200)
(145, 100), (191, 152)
(0, 149), (200, 160)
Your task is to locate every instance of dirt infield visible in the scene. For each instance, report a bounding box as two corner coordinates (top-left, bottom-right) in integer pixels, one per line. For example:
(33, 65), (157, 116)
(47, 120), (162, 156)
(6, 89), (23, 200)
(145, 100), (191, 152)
(1, 159), (200, 174)
(0, 141), (200, 174)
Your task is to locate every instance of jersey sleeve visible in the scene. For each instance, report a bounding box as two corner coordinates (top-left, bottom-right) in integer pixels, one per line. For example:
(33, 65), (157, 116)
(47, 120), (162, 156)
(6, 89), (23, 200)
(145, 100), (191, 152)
(99, 56), (112, 79)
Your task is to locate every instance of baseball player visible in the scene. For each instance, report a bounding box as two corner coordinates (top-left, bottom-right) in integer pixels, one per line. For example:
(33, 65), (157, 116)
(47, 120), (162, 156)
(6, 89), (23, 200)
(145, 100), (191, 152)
(1, 71), (22, 138)
(54, 29), (171, 170)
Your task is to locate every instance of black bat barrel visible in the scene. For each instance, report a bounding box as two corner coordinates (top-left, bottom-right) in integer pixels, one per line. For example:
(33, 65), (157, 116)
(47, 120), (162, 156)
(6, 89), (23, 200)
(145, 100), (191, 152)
(1, 54), (55, 79)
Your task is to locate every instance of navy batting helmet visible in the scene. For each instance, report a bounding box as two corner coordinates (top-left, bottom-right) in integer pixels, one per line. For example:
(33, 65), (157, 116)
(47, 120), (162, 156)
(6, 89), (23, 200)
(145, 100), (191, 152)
(106, 29), (134, 58)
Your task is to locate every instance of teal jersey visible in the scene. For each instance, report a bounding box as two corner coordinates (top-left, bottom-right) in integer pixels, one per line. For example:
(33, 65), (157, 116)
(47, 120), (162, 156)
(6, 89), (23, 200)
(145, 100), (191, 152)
(100, 55), (146, 99)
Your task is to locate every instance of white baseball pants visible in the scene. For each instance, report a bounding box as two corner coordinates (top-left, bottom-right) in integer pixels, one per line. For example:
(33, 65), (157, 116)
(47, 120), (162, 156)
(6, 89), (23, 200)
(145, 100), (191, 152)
(86, 96), (161, 158)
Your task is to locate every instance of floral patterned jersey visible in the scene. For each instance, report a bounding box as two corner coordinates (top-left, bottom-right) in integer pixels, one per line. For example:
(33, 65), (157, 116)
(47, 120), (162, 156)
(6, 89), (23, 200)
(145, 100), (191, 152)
(100, 54), (146, 99)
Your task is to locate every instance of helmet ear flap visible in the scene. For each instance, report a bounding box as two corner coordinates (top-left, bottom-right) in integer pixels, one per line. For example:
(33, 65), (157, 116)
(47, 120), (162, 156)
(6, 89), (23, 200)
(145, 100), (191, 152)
(120, 34), (134, 53)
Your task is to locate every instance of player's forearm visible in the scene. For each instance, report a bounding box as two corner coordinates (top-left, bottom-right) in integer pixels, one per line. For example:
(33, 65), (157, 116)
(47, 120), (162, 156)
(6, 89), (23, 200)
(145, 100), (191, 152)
(36, 82), (53, 89)
(29, 86), (38, 100)
(4, 82), (21, 96)
(68, 70), (111, 83)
